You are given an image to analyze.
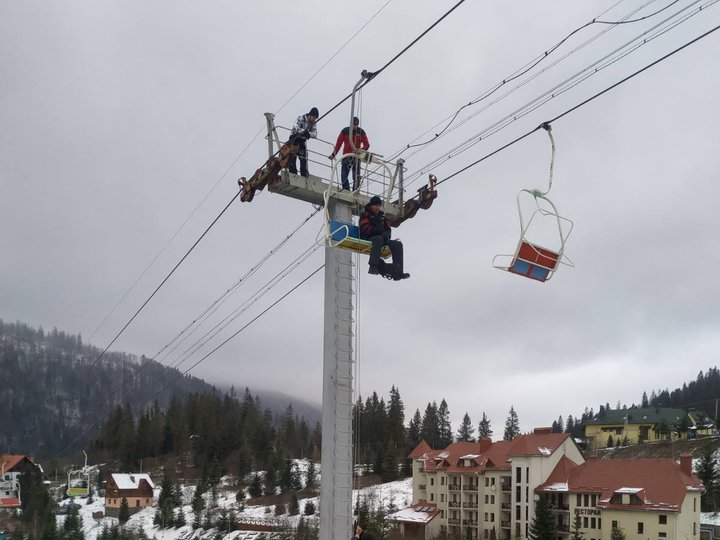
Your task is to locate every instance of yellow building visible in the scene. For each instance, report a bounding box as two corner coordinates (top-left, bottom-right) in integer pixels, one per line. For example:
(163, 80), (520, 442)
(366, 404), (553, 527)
(401, 428), (584, 540)
(537, 454), (703, 540)
(583, 407), (710, 448)
(399, 430), (704, 540)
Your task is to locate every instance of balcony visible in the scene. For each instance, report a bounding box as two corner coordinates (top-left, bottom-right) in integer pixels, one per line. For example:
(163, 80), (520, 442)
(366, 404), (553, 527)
(463, 483), (479, 491)
(463, 501), (478, 509)
(501, 521), (511, 529)
(557, 524), (569, 532)
(501, 502), (511, 510)
(449, 501), (461, 508)
(448, 519), (461, 525)
(449, 484), (461, 491)
(500, 482), (511, 492)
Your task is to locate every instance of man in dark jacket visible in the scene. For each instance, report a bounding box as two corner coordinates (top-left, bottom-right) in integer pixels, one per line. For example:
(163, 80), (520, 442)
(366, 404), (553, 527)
(359, 195), (410, 280)
(329, 116), (370, 190)
(288, 107), (319, 178)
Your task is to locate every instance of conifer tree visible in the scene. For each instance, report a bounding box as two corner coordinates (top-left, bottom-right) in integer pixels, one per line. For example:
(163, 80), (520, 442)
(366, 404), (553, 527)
(503, 406), (520, 440)
(438, 399), (453, 447)
(118, 498), (130, 526)
(611, 527), (626, 540)
(407, 409), (422, 450)
(420, 401), (440, 447)
(175, 508), (187, 527)
(304, 501), (316, 515)
(387, 386), (406, 451)
(305, 461), (317, 490)
(696, 447), (719, 511)
(456, 412), (475, 442)
(275, 502), (286, 516)
(570, 514), (584, 540)
(478, 412), (493, 439)
(288, 492), (300, 516)
(382, 440), (399, 482)
(248, 473), (263, 498)
(528, 494), (555, 540)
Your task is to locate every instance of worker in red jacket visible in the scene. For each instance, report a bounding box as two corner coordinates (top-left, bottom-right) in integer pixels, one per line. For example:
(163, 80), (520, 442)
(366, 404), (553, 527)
(329, 116), (370, 191)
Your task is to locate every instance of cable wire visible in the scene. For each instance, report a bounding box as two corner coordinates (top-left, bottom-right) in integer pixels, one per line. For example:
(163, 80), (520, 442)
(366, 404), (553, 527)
(435, 23), (720, 187)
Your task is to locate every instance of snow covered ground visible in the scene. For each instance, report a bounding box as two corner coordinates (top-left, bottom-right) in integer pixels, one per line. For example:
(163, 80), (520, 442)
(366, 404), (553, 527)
(61, 460), (413, 540)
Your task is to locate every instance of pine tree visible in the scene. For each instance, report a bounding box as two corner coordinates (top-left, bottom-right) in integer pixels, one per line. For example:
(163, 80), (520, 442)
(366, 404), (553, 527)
(118, 498), (130, 525)
(570, 514), (584, 540)
(641, 392), (649, 408)
(503, 406), (520, 440)
(420, 401), (440, 447)
(387, 386), (406, 451)
(696, 447), (718, 511)
(478, 412), (493, 439)
(611, 527), (626, 540)
(248, 473), (263, 498)
(607, 435), (614, 447)
(456, 412), (475, 442)
(528, 493), (555, 540)
(288, 492), (300, 516)
(407, 409), (422, 451)
(275, 503), (286, 516)
(437, 399), (453, 447)
(382, 440), (399, 482)
(175, 508), (187, 527)
(304, 501), (316, 515)
(305, 461), (317, 490)
(565, 416), (575, 434)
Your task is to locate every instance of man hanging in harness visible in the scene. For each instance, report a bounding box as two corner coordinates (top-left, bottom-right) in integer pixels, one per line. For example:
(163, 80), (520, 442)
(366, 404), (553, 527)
(329, 116), (370, 191)
(359, 195), (410, 281)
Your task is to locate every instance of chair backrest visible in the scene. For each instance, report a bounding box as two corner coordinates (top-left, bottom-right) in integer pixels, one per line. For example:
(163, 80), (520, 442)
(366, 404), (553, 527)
(329, 220), (360, 242)
(508, 241), (561, 282)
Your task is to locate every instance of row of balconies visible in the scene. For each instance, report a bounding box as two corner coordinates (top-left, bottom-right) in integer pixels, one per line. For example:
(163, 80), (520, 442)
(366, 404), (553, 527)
(463, 501), (479, 508)
(462, 520), (479, 527)
(549, 504), (570, 511)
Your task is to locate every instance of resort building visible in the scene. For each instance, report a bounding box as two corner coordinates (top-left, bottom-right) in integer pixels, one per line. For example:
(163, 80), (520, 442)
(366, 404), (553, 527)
(104, 473), (154, 517)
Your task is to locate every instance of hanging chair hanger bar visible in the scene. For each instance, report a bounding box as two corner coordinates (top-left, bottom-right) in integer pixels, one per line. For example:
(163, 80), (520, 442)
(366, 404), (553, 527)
(349, 70), (372, 153)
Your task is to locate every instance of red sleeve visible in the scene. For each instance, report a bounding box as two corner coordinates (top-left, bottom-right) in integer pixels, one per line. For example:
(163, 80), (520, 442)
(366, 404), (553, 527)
(333, 132), (344, 155)
(359, 213), (372, 237)
(361, 131), (370, 150)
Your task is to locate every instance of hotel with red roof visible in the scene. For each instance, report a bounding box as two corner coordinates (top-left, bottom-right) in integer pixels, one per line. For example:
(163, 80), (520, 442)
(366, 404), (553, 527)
(397, 428), (703, 540)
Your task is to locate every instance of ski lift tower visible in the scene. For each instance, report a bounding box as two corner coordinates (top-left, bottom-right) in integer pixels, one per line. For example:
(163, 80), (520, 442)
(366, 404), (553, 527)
(259, 73), (407, 540)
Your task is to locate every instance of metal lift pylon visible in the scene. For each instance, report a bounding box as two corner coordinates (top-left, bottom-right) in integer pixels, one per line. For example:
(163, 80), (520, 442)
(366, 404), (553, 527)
(239, 73), (437, 538)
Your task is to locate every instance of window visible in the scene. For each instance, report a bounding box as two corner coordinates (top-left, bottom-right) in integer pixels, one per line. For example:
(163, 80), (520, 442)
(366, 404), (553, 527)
(659, 533), (667, 538)
(612, 521), (618, 530)
(638, 522), (644, 534)
(441, 477), (446, 486)
(584, 518), (589, 528)
(591, 494), (597, 506)
(599, 519), (602, 529)
(441, 510), (445, 518)
(485, 495), (489, 503)
(441, 494), (445, 502)
(484, 530), (489, 539)
(584, 494), (590, 506)
(694, 498), (697, 511)
(485, 513), (489, 521)
(491, 495), (495, 504)
(516, 467), (522, 483)
(430, 493), (435, 501)
(516, 506), (521, 520)
(526, 487), (529, 503)
(526, 467), (529, 482)
(485, 477), (490, 487)
(491, 513), (495, 521)
(516, 486), (522, 501)
(431, 477), (435, 486)
(577, 494), (582, 506)
(492, 477), (496, 486)
(526, 507), (528, 520)
(136, 500), (140, 507)
(591, 518), (596, 529)
(694, 523), (697, 536)
(659, 515), (667, 525)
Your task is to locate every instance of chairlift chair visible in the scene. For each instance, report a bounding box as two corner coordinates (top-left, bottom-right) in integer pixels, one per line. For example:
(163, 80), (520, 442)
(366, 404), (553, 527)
(492, 124), (574, 282)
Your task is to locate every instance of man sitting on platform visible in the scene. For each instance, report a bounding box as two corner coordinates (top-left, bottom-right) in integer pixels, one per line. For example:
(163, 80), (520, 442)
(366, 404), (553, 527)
(359, 195), (410, 281)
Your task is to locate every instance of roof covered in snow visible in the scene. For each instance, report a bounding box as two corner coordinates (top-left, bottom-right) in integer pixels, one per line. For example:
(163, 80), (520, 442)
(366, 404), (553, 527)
(390, 502), (440, 524)
(110, 473), (155, 490)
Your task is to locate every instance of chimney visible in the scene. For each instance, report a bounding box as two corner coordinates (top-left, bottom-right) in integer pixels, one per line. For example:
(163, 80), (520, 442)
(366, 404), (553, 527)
(533, 427), (553, 434)
(679, 453), (693, 476)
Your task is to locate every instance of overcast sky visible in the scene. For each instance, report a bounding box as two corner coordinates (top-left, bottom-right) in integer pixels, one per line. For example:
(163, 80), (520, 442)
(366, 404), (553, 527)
(1, 0), (718, 438)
